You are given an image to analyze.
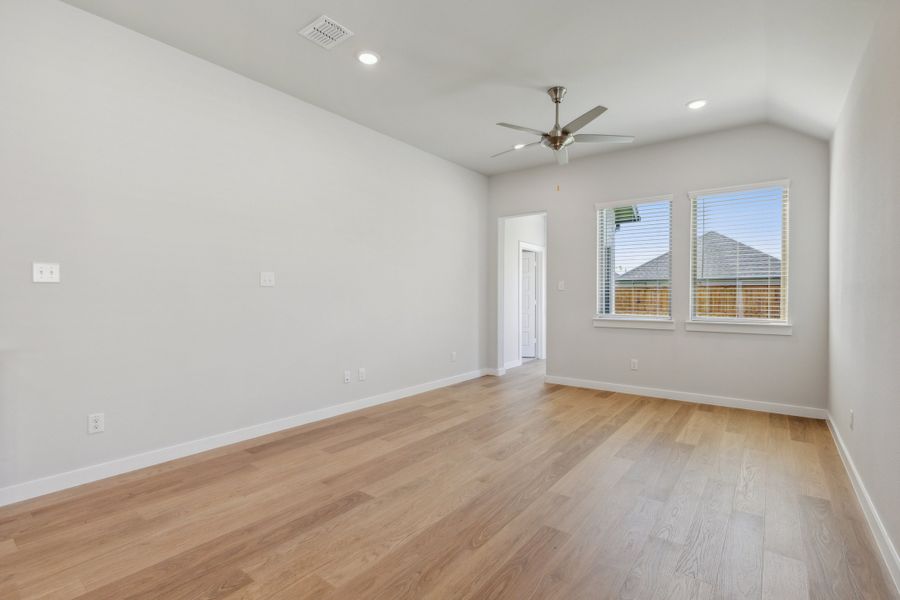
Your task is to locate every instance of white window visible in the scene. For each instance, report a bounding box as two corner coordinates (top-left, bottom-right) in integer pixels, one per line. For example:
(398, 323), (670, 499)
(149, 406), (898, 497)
(596, 197), (672, 320)
(689, 182), (789, 323)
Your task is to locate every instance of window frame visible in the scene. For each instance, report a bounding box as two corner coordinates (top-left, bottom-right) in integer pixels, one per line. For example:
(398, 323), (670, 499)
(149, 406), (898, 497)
(594, 194), (674, 329)
(687, 180), (791, 332)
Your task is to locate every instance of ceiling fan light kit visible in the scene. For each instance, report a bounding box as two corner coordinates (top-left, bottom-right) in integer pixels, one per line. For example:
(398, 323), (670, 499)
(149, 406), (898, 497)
(492, 86), (634, 165)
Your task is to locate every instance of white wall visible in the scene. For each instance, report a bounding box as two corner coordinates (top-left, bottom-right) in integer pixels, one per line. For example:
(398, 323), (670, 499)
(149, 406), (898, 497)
(829, 0), (900, 577)
(489, 124), (829, 410)
(0, 0), (487, 489)
(502, 214), (546, 367)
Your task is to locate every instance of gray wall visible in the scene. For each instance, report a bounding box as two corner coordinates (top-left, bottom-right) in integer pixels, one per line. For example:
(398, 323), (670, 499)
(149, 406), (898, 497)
(489, 124), (830, 409)
(0, 0), (488, 487)
(829, 0), (900, 568)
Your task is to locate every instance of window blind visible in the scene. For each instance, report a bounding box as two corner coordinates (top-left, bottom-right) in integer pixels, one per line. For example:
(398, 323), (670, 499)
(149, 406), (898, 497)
(597, 198), (672, 318)
(690, 183), (789, 322)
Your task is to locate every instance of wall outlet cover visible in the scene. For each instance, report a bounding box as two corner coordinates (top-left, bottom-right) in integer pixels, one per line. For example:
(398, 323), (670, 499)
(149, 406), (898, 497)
(259, 271), (276, 287)
(87, 413), (105, 434)
(33, 262), (61, 283)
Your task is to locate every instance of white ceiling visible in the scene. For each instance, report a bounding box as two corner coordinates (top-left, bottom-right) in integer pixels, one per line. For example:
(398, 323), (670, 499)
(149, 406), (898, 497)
(63, 0), (882, 175)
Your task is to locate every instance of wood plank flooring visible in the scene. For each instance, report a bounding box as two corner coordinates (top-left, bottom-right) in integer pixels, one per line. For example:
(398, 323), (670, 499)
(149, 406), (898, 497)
(1, 360), (896, 599)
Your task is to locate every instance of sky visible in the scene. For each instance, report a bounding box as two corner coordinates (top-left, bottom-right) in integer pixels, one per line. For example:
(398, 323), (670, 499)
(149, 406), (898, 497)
(608, 186), (784, 275)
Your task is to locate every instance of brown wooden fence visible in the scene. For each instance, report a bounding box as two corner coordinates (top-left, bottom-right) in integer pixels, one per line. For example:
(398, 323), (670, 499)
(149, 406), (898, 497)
(613, 283), (782, 319)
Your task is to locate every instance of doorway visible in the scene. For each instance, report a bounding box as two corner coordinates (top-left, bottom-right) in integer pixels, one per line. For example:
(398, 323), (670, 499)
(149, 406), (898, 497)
(497, 213), (547, 374)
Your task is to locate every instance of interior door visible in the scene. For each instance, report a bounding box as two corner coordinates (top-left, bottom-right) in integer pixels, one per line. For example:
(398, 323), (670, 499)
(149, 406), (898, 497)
(520, 250), (537, 358)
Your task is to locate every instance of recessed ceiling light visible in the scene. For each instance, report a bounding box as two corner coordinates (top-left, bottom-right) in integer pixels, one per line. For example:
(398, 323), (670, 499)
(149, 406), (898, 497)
(687, 99), (708, 110)
(357, 51), (379, 65)
(514, 143), (526, 150)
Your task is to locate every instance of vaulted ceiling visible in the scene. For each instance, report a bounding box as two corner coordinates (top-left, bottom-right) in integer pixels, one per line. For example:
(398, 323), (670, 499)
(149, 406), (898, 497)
(63, 0), (883, 175)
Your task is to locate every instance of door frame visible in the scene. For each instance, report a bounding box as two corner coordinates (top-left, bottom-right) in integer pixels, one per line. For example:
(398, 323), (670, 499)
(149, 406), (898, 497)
(496, 211), (548, 375)
(518, 241), (545, 362)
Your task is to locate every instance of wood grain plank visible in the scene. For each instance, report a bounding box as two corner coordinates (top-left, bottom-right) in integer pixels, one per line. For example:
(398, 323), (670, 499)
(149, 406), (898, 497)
(465, 525), (569, 600)
(715, 511), (764, 600)
(761, 550), (809, 600)
(797, 494), (855, 600)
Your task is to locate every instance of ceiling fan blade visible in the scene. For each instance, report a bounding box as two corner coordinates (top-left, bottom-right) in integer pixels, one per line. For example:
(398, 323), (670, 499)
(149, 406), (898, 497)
(490, 141), (540, 158)
(573, 134), (634, 144)
(497, 122), (546, 136)
(562, 105), (607, 134)
(556, 148), (569, 166)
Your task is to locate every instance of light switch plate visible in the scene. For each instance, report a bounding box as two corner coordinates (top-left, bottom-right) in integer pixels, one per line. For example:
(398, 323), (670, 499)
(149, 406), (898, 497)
(33, 263), (60, 283)
(557, 280), (566, 291)
(260, 271), (275, 287)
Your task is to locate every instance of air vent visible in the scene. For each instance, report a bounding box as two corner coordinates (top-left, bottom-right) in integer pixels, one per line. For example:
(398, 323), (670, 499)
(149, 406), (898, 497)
(298, 15), (354, 49)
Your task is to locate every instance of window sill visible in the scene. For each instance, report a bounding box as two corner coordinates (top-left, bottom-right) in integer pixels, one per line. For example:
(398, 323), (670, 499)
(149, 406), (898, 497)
(593, 317), (675, 331)
(684, 320), (792, 336)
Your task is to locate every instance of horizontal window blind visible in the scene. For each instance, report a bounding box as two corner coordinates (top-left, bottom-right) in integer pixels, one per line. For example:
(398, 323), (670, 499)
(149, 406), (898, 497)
(597, 198), (672, 318)
(690, 183), (789, 322)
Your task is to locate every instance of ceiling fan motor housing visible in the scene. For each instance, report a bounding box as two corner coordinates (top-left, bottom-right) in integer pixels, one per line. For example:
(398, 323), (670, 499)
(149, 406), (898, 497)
(541, 134), (574, 151)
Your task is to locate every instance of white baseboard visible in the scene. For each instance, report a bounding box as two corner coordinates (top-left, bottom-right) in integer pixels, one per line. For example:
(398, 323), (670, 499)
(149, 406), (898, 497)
(826, 416), (900, 594)
(504, 359), (523, 369)
(481, 368), (506, 376)
(543, 375), (828, 419)
(0, 369), (488, 508)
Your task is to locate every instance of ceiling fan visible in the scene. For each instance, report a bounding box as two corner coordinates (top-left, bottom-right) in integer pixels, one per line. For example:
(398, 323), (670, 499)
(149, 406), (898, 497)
(492, 86), (634, 165)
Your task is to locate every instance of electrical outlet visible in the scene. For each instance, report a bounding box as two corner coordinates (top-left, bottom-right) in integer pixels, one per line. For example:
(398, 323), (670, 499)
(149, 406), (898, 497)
(849, 409), (854, 430)
(343, 370), (352, 384)
(33, 262), (60, 283)
(450, 351), (457, 363)
(259, 271), (275, 287)
(87, 413), (105, 434)
(358, 367), (366, 381)
(630, 359), (639, 371)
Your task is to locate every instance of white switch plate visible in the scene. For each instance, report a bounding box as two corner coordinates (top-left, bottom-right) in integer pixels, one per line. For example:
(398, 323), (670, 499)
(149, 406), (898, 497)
(260, 271), (275, 287)
(87, 413), (105, 434)
(358, 367), (366, 381)
(33, 262), (60, 283)
(450, 351), (457, 363)
(343, 370), (352, 384)
(630, 359), (639, 371)
(557, 280), (566, 291)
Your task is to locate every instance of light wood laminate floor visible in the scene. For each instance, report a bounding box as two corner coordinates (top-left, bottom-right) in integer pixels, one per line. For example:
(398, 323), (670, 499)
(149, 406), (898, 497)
(1, 361), (896, 599)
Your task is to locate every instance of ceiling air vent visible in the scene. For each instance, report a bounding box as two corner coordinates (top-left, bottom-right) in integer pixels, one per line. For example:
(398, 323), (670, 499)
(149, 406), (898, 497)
(298, 15), (354, 49)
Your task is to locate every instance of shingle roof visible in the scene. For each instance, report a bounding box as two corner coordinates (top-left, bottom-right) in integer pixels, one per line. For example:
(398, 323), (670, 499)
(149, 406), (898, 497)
(616, 231), (781, 281)
(616, 251), (670, 281)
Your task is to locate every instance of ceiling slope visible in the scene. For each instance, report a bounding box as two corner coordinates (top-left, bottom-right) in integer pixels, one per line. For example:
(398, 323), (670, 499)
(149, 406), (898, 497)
(63, 0), (882, 175)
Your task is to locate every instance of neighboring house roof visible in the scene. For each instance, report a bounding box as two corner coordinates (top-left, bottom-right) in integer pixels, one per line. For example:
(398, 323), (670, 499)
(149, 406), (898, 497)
(616, 231), (781, 282)
(616, 251), (671, 281)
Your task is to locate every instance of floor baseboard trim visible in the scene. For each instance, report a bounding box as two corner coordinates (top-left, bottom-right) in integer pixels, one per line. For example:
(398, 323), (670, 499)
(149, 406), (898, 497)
(826, 416), (900, 594)
(503, 359), (523, 370)
(0, 368), (488, 508)
(544, 375), (828, 419)
(481, 367), (506, 376)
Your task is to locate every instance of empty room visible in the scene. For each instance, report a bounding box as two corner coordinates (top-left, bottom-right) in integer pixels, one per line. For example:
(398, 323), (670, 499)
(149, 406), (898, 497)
(2, 0), (899, 598)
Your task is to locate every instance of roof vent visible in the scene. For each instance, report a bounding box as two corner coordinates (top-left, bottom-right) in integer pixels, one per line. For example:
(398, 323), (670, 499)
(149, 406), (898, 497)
(298, 15), (354, 49)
